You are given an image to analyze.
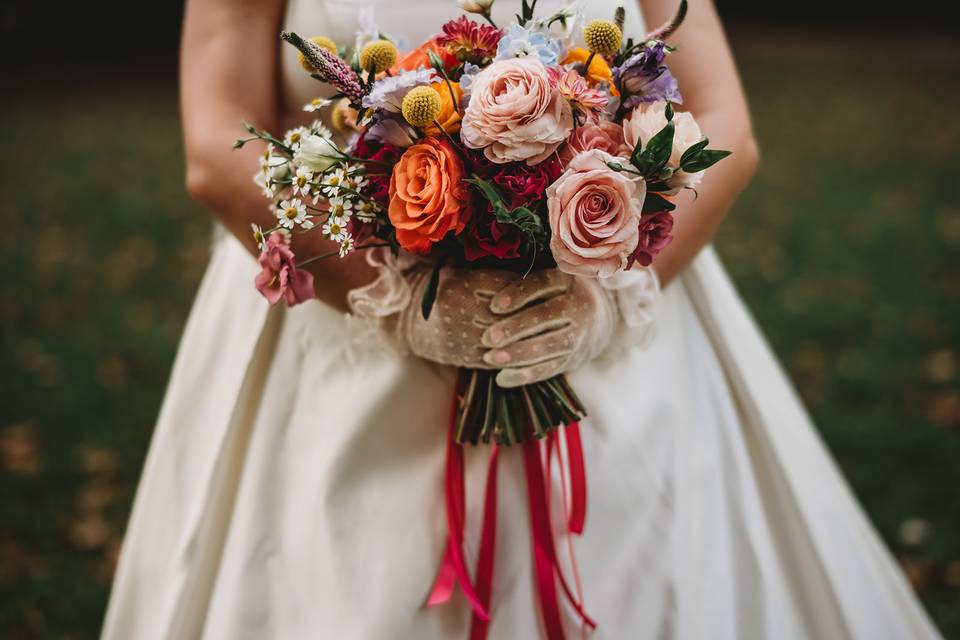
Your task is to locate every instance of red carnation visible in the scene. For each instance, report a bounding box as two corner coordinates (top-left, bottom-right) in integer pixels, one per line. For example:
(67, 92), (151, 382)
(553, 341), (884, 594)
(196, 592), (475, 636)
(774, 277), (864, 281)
(463, 218), (522, 262)
(489, 159), (563, 209)
(436, 16), (503, 65)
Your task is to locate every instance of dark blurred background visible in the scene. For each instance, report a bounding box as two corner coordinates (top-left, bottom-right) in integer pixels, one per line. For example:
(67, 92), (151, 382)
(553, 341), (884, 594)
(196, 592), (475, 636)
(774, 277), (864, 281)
(1, 1), (959, 638)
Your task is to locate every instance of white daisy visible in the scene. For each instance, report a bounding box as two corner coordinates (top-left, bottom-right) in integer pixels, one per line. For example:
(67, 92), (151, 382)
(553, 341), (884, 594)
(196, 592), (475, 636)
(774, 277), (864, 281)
(276, 198), (308, 229)
(322, 216), (349, 242)
(309, 120), (334, 138)
(303, 97), (333, 113)
(291, 166), (314, 197)
(355, 200), (380, 222)
(251, 223), (267, 250)
(343, 168), (367, 191)
(327, 196), (353, 221)
(253, 170), (276, 198)
(321, 169), (348, 196)
(338, 234), (355, 257)
(283, 126), (309, 149)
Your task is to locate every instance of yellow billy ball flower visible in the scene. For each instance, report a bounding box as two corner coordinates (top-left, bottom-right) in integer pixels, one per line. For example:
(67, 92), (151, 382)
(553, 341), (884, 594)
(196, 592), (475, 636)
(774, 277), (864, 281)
(401, 85), (442, 128)
(298, 36), (338, 71)
(359, 39), (398, 72)
(583, 19), (622, 56)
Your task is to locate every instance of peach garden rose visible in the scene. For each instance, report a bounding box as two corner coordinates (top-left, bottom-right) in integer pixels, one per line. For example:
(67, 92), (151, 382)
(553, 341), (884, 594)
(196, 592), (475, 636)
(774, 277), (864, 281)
(460, 57), (573, 165)
(546, 149), (645, 278)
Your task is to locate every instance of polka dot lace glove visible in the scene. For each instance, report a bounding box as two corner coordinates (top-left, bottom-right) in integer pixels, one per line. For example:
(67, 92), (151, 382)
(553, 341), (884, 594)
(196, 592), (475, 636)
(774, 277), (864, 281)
(480, 270), (620, 388)
(389, 266), (524, 369)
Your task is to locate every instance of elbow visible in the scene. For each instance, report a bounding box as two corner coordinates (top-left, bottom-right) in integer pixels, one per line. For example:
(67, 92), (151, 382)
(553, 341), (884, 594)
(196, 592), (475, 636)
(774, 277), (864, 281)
(739, 132), (760, 182)
(184, 150), (220, 211)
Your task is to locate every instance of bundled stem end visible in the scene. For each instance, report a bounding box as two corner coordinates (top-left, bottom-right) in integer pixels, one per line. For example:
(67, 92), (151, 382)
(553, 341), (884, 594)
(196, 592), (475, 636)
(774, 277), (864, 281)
(454, 369), (586, 446)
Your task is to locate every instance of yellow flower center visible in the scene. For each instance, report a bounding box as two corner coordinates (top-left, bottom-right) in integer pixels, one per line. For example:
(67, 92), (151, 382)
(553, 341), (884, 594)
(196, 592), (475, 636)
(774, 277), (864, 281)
(359, 40), (399, 72)
(401, 86), (442, 128)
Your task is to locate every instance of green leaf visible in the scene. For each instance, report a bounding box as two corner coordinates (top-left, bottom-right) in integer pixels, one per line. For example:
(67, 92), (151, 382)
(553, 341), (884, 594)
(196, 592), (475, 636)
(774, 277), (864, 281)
(679, 138), (709, 166)
(641, 192), (676, 214)
(681, 149), (732, 173)
(421, 258), (444, 320)
(665, 101), (675, 121)
(644, 180), (671, 193)
(631, 121), (675, 178)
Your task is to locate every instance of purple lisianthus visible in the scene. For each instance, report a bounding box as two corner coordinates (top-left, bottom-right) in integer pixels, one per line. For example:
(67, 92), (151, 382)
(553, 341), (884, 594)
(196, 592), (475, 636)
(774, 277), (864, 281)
(613, 42), (683, 109)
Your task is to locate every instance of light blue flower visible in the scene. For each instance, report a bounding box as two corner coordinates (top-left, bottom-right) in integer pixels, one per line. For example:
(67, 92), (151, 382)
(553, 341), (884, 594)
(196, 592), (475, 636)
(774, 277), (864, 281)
(458, 62), (482, 102)
(494, 23), (564, 67)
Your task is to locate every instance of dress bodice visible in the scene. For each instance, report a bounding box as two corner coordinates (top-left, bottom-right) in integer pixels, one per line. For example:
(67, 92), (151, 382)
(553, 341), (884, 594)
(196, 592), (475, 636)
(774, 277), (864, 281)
(279, 0), (647, 123)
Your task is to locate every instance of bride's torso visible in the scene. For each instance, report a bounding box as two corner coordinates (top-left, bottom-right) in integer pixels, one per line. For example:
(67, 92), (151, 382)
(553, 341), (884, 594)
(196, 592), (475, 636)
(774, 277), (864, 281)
(279, 0), (646, 125)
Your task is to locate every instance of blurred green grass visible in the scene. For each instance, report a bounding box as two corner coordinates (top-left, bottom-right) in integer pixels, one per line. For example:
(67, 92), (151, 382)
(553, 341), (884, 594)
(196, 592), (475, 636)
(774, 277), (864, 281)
(1, 32), (959, 639)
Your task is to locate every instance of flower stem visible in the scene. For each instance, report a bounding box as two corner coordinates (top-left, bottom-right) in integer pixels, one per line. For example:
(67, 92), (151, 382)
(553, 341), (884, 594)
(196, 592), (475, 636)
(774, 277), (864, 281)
(580, 51), (597, 78)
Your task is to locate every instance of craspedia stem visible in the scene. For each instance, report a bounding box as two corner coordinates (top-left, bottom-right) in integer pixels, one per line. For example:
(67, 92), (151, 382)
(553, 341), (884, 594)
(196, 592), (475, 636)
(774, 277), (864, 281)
(644, 0), (687, 41)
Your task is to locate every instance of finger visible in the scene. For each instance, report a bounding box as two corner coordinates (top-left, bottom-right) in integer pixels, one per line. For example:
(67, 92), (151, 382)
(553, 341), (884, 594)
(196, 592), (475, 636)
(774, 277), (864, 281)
(482, 296), (573, 348)
(469, 269), (521, 298)
(495, 356), (570, 388)
(483, 325), (578, 368)
(489, 270), (570, 314)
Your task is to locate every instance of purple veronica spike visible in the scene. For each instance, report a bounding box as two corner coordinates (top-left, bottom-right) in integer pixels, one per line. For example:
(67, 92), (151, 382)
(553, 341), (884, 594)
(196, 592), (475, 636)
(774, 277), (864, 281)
(281, 32), (365, 105)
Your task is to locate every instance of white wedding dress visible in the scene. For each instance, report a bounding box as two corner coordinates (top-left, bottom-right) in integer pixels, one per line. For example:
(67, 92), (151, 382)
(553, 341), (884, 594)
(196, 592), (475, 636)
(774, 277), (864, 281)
(102, 1), (943, 638)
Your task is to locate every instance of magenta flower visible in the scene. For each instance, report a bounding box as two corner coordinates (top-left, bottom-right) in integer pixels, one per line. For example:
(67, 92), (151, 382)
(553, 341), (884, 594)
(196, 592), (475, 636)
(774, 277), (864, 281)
(627, 210), (674, 268)
(254, 234), (316, 306)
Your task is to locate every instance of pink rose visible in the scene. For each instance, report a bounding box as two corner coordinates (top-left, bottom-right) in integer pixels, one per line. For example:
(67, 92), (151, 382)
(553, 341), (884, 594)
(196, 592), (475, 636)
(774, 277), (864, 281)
(254, 234), (316, 306)
(460, 57), (573, 165)
(627, 210), (674, 268)
(546, 149), (645, 278)
(557, 120), (625, 167)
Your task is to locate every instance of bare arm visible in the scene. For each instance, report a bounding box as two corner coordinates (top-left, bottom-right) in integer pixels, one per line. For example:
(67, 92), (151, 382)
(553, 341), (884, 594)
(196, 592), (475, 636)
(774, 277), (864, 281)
(180, 0), (375, 311)
(638, 0), (760, 285)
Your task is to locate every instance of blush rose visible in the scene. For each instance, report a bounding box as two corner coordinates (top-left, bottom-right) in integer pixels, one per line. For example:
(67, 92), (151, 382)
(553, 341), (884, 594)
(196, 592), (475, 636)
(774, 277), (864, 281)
(546, 149), (644, 278)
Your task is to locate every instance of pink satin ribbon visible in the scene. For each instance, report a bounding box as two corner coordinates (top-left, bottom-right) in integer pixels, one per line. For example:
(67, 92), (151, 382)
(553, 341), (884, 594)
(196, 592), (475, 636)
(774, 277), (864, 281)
(427, 375), (595, 639)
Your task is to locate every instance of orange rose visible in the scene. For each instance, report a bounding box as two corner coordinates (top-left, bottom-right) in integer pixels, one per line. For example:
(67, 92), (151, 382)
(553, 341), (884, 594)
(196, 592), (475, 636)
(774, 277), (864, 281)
(423, 81), (463, 136)
(561, 48), (620, 97)
(388, 137), (471, 254)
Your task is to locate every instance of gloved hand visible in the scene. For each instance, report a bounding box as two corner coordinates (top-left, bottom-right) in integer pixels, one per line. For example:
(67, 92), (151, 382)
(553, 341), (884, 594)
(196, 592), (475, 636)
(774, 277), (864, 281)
(347, 248), (519, 369)
(388, 265), (521, 369)
(480, 270), (620, 388)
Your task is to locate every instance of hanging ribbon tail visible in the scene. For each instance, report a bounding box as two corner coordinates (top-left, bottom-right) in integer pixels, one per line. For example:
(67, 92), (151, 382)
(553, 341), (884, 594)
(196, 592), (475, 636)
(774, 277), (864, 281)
(469, 445), (499, 640)
(564, 422), (587, 536)
(524, 438), (567, 640)
(528, 427), (598, 634)
(427, 371), (491, 622)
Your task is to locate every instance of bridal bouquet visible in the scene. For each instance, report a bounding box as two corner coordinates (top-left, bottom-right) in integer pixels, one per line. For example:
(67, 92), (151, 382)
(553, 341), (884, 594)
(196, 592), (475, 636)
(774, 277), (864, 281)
(238, 0), (728, 446)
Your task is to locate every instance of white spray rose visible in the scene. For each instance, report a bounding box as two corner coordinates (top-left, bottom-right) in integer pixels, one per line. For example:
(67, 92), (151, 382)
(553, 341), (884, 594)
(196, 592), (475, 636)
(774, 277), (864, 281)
(458, 0), (494, 13)
(294, 134), (341, 173)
